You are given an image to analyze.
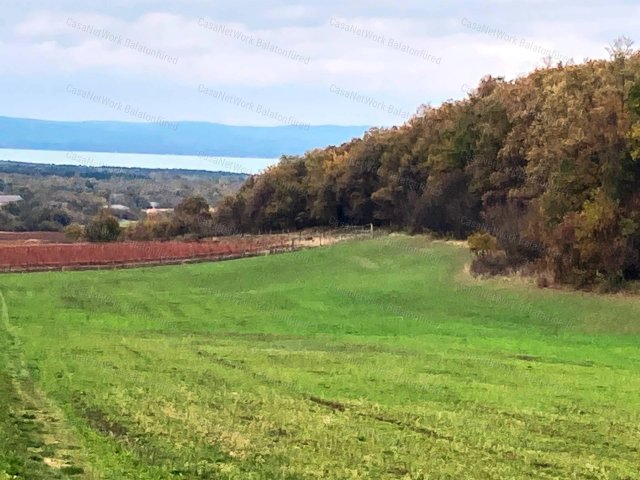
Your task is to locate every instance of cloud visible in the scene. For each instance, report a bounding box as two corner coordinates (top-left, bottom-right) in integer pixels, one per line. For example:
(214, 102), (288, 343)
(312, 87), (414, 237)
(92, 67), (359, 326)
(0, 1), (637, 125)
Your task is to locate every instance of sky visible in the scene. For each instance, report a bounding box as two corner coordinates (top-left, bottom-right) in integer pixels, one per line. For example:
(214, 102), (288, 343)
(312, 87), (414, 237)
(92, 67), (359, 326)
(0, 0), (638, 128)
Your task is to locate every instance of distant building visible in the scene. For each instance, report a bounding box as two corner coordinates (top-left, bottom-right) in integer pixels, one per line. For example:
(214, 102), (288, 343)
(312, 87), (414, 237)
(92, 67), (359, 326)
(0, 195), (24, 207)
(104, 204), (131, 212)
(144, 207), (174, 217)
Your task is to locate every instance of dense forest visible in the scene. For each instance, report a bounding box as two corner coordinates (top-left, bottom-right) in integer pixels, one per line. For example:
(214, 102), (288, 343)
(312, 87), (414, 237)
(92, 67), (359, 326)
(215, 40), (640, 289)
(0, 161), (246, 231)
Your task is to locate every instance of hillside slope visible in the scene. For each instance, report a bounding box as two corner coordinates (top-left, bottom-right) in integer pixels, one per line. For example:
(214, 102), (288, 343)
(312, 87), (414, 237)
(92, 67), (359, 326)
(0, 237), (639, 478)
(216, 51), (640, 289)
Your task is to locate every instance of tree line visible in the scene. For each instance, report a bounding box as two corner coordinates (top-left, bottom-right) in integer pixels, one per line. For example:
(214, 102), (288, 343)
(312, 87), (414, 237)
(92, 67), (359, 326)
(65, 196), (229, 243)
(214, 40), (640, 290)
(0, 163), (246, 231)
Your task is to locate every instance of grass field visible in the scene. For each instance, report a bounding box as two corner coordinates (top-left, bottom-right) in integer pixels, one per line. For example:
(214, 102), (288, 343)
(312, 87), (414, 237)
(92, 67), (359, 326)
(1, 236), (639, 479)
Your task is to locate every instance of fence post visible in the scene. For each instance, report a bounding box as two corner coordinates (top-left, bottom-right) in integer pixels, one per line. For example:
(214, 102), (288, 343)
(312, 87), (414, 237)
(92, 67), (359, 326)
(370, 223), (374, 238)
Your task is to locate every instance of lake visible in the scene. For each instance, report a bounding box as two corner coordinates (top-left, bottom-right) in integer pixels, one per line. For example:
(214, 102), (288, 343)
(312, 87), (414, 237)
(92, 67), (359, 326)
(0, 148), (278, 174)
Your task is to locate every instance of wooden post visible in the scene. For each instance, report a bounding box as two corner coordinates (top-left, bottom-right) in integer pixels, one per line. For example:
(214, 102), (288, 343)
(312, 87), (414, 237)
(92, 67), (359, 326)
(370, 223), (374, 238)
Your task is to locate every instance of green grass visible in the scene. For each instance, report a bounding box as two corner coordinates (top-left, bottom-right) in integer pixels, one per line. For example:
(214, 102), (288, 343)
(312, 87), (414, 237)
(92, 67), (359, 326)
(1, 236), (639, 479)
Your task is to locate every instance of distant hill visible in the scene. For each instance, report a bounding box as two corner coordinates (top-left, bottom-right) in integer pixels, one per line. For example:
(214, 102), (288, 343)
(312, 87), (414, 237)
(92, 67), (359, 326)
(0, 160), (247, 181)
(0, 116), (370, 158)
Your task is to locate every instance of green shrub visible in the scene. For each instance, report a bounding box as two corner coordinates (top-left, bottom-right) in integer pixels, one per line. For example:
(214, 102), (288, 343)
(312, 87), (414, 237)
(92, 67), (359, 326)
(64, 223), (85, 242)
(85, 210), (121, 243)
(467, 232), (498, 256)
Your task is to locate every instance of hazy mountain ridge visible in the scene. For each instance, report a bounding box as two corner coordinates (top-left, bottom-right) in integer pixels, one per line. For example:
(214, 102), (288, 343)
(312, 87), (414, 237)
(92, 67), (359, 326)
(0, 116), (370, 158)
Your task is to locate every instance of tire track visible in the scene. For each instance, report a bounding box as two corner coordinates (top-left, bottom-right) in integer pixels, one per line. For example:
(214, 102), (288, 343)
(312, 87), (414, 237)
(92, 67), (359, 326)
(204, 350), (452, 441)
(0, 290), (88, 478)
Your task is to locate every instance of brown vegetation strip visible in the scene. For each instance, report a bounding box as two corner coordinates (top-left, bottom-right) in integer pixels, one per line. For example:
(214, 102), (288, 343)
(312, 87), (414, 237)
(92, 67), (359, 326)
(0, 231), (70, 244)
(308, 396), (346, 412)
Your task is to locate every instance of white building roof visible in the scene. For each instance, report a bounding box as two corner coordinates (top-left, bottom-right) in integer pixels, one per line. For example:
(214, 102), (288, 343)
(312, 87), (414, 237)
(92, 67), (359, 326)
(106, 204), (131, 211)
(0, 195), (24, 205)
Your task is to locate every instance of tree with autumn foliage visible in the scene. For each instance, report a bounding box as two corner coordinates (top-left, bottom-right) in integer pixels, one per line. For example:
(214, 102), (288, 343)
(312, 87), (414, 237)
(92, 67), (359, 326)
(215, 39), (640, 290)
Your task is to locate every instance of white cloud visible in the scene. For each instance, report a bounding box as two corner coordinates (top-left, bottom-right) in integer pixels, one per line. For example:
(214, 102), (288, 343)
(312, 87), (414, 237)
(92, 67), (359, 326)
(0, 1), (637, 125)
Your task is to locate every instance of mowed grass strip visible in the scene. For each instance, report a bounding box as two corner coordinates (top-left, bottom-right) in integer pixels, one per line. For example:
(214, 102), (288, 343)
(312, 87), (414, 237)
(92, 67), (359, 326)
(1, 236), (639, 479)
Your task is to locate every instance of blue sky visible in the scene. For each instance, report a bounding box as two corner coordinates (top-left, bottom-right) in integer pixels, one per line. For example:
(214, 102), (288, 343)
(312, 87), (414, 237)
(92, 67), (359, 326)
(1, 0), (638, 127)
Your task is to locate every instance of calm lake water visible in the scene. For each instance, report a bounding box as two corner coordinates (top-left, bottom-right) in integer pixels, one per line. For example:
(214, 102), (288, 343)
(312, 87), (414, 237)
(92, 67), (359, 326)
(0, 148), (278, 174)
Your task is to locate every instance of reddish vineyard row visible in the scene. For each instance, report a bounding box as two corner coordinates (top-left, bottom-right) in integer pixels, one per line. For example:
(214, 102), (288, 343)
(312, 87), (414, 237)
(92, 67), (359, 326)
(0, 238), (291, 271)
